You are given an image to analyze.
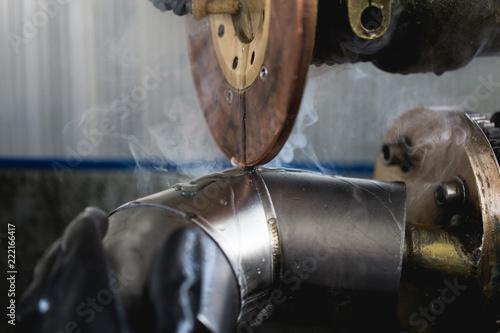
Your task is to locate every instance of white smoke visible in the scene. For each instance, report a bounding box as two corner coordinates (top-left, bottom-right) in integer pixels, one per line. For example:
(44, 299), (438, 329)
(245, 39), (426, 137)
(59, 0), (500, 196)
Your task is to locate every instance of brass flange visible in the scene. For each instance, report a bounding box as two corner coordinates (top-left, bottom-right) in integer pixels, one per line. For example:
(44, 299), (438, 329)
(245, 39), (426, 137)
(374, 107), (500, 300)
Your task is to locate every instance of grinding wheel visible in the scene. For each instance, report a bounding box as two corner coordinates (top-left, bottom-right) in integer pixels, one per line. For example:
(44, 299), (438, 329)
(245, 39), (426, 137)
(187, 0), (318, 166)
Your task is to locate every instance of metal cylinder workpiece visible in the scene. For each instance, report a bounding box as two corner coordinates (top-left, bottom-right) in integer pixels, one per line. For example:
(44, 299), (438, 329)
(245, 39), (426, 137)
(104, 167), (407, 328)
(259, 169), (406, 294)
(161, 168), (407, 297)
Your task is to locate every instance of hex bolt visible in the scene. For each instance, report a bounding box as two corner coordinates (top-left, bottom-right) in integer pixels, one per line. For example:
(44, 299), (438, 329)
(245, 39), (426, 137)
(434, 176), (467, 208)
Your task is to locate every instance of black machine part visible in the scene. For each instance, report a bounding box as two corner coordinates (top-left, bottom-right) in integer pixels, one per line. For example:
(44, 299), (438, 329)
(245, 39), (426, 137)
(150, 0), (500, 74)
(312, 0), (500, 74)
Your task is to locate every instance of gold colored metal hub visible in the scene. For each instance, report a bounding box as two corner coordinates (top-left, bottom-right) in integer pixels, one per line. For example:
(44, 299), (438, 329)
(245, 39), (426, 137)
(374, 108), (500, 327)
(209, 0), (270, 90)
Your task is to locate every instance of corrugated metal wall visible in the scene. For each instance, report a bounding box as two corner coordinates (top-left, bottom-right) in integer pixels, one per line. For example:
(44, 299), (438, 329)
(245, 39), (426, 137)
(0, 0), (218, 164)
(1, 0), (500, 170)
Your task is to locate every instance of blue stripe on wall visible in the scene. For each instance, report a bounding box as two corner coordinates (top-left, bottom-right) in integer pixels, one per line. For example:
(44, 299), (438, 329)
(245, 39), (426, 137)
(0, 157), (374, 175)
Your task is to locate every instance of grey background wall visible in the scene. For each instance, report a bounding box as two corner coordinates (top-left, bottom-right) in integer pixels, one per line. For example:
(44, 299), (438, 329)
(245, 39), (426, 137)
(2, 0), (500, 169)
(1, 1), (500, 330)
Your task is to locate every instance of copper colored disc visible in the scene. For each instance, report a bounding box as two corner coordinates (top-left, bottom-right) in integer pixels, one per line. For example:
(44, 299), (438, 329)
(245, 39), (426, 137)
(187, 0), (318, 166)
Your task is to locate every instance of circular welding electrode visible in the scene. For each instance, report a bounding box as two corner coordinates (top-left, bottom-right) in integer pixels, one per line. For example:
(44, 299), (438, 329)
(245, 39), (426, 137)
(186, 0), (318, 166)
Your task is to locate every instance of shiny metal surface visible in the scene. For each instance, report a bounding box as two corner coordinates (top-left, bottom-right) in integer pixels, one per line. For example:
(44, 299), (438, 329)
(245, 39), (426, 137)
(167, 168), (278, 300)
(104, 203), (241, 333)
(105, 167), (407, 329)
(195, 234), (241, 333)
(260, 169), (406, 294)
(164, 167), (407, 296)
(434, 176), (467, 208)
(108, 168), (278, 320)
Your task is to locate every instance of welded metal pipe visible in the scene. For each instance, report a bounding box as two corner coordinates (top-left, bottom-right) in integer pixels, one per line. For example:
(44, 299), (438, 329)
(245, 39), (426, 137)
(259, 169), (406, 294)
(103, 167), (407, 330)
